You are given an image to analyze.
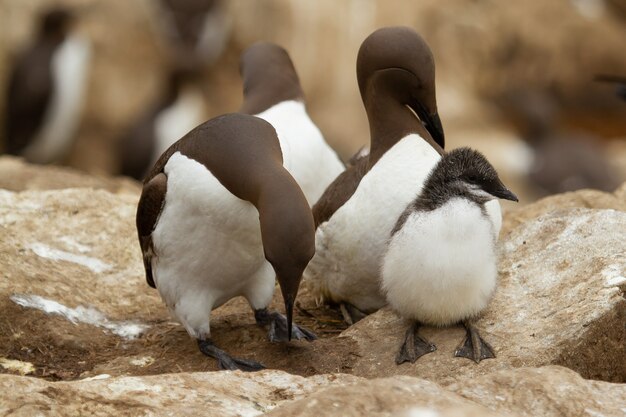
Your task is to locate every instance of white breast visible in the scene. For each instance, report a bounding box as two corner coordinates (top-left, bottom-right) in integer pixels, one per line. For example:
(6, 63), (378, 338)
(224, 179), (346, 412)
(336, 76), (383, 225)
(305, 134), (441, 312)
(153, 88), (206, 165)
(255, 100), (345, 205)
(150, 152), (274, 338)
(23, 35), (91, 164)
(381, 198), (497, 326)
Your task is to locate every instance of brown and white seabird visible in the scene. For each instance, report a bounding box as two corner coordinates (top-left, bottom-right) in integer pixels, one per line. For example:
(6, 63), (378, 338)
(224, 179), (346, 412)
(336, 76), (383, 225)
(136, 113), (316, 371)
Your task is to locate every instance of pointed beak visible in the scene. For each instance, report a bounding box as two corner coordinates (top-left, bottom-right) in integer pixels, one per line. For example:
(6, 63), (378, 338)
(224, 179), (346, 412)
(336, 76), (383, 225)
(410, 101), (445, 149)
(492, 187), (519, 202)
(283, 293), (294, 341)
(424, 111), (445, 149)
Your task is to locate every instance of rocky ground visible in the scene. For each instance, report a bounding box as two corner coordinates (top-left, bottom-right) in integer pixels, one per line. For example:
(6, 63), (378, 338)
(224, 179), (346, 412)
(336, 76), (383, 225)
(0, 156), (625, 416)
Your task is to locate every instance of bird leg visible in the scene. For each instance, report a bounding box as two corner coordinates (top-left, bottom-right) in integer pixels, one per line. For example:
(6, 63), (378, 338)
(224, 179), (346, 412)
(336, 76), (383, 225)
(339, 302), (368, 325)
(396, 321), (437, 365)
(254, 308), (317, 342)
(197, 339), (265, 371)
(454, 320), (495, 363)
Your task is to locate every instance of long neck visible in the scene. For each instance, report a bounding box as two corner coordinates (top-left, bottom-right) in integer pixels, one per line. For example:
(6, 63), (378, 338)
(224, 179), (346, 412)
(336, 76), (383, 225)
(362, 70), (442, 168)
(366, 98), (433, 168)
(256, 172), (314, 288)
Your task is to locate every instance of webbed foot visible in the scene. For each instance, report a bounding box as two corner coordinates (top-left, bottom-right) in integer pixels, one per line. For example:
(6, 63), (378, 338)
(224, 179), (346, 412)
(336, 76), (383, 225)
(254, 309), (317, 342)
(454, 321), (495, 363)
(396, 322), (436, 365)
(197, 339), (265, 371)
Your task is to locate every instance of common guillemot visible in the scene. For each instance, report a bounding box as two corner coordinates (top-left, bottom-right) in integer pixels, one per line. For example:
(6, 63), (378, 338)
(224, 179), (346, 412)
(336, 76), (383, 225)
(136, 113), (316, 371)
(239, 42), (345, 206)
(3, 7), (90, 164)
(119, 68), (206, 180)
(306, 27), (503, 324)
(304, 27), (447, 324)
(382, 147), (518, 364)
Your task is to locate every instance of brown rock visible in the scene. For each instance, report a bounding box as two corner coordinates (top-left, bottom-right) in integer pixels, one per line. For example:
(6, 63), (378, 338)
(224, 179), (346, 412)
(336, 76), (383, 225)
(0, 156), (141, 195)
(2, 365), (623, 417)
(340, 208), (626, 383)
(265, 376), (506, 417)
(449, 366), (626, 417)
(0, 370), (359, 416)
(502, 184), (626, 236)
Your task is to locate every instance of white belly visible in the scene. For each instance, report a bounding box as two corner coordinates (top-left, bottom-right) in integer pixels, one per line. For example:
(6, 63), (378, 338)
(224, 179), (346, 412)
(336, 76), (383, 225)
(255, 100), (345, 205)
(305, 135), (441, 312)
(151, 152), (274, 338)
(23, 35), (90, 164)
(381, 198), (497, 326)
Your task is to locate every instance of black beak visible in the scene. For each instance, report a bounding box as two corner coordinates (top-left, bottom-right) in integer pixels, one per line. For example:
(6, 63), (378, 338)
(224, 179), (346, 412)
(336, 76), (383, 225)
(492, 187), (519, 202)
(411, 102), (445, 149)
(284, 293), (294, 341)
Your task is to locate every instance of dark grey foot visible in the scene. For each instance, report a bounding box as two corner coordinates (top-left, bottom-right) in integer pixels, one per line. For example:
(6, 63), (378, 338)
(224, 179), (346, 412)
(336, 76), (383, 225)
(396, 322), (437, 365)
(254, 309), (317, 342)
(197, 339), (265, 371)
(454, 321), (495, 363)
(339, 302), (368, 325)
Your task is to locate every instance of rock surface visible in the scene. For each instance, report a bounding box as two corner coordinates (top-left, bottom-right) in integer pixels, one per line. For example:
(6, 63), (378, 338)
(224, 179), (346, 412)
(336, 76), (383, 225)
(338, 207), (626, 384)
(449, 366), (626, 417)
(0, 167), (625, 416)
(265, 376), (503, 417)
(0, 370), (359, 416)
(2, 366), (624, 416)
(0, 156), (141, 194)
(502, 185), (626, 236)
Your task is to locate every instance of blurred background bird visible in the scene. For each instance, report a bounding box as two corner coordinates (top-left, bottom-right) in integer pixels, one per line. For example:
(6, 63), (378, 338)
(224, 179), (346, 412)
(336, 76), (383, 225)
(3, 6), (90, 164)
(0, 0), (625, 203)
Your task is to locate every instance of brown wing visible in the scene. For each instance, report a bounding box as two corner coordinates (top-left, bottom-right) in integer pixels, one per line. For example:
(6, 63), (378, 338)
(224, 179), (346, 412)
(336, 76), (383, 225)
(312, 155), (369, 228)
(136, 173), (167, 288)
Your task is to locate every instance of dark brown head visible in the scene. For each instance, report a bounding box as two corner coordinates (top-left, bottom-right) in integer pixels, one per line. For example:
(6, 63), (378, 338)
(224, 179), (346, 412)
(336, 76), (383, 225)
(39, 7), (74, 41)
(357, 27), (444, 160)
(239, 42), (304, 114)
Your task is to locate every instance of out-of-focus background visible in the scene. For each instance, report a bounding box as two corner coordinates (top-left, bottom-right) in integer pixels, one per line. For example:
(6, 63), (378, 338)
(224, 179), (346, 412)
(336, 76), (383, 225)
(1, 0), (626, 203)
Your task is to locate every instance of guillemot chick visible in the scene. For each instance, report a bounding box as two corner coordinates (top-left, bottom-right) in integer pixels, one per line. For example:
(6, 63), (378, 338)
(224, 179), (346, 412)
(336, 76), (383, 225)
(136, 113), (316, 371)
(3, 7), (90, 163)
(305, 27), (503, 325)
(239, 42), (345, 205)
(381, 147), (518, 364)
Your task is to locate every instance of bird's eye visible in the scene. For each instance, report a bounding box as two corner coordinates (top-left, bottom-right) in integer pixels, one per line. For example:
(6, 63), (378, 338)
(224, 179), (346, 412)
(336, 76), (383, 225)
(468, 175), (478, 182)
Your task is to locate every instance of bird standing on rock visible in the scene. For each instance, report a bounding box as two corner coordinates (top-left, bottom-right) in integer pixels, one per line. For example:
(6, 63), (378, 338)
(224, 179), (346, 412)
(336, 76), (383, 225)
(239, 42), (345, 206)
(382, 147), (518, 364)
(136, 114), (316, 371)
(305, 27), (503, 325)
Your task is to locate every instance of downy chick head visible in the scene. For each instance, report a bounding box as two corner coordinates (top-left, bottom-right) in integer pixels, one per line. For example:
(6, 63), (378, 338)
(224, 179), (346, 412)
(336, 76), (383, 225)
(429, 147), (518, 206)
